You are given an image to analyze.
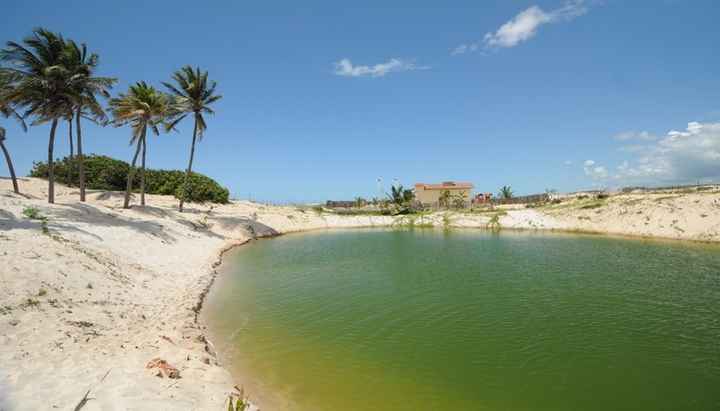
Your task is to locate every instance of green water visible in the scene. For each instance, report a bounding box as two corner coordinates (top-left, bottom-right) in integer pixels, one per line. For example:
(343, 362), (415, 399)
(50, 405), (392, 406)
(203, 229), (720, 411)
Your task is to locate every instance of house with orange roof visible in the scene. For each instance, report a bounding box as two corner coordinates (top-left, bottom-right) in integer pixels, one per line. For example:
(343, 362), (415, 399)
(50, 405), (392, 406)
(414, 181), (474, 209)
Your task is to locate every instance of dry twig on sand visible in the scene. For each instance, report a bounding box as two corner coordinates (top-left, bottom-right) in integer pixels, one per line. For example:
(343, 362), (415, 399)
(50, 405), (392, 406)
(73, 369), (111, 411)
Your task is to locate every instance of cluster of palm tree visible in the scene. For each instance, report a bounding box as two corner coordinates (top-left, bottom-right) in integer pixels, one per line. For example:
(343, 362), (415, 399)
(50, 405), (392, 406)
(0, 28), (222, 211)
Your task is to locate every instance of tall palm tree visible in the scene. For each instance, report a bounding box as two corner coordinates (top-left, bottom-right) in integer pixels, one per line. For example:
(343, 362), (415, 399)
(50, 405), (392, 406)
(0, 28), (73, 203)
(0, 71), (26, 194)
(109, 82), (171, 209)
(63, 40), (116, 201)
(163, 66), (222, 212)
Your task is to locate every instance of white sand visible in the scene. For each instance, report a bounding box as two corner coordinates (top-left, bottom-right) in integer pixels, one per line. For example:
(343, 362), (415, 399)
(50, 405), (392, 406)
(1, 177), (718, 410)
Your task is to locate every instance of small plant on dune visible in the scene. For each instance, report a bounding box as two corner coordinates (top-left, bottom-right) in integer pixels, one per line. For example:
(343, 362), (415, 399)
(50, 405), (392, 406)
(487, 213), (502, 231)
(22, 206), (42, 220)
(227, 393), (250, 411)
(22, 206), (49, 234)
(22, 298), (40, 308)
(580, 201), (605, 210)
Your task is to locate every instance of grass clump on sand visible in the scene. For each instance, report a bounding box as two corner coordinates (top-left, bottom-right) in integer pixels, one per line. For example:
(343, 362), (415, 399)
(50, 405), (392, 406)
(22, 206), (49, 234)
(579, 201), (606, 210)
(487, 213), (502, 231)
(227, 392), (250, 410)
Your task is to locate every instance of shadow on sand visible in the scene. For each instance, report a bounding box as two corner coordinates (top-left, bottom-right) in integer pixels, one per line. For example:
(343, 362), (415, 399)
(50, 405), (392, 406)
(0, 192), (281, 244)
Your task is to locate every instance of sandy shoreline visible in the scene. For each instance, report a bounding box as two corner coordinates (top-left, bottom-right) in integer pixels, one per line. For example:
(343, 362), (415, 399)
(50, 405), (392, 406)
(1, 177), (718, 410)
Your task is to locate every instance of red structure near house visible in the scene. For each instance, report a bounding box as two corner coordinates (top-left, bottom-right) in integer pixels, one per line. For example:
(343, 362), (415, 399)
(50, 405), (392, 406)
(472, 193), (493, 204)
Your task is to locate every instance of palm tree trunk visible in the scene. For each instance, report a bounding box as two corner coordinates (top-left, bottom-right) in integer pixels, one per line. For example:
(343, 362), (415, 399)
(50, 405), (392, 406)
(179, 119), (199, 212)
(76, 107), (86, 201)
(67, 117), (74, 186)
(0, 139), (19, 194)
(140, 133), (147, 206)
(48, 119), (59, 204)
(124, 128), (146, 209)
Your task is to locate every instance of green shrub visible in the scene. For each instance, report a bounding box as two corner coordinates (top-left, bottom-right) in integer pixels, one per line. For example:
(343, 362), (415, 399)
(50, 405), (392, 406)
(22, 206), (49, 234)
(30, 155), (229, 204)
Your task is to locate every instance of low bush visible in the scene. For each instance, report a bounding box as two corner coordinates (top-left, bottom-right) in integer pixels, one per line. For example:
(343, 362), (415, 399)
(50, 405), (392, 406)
(30, 155), (229, 204)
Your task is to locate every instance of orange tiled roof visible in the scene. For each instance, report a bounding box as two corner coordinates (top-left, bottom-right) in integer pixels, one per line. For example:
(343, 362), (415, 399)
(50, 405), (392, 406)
(414, 182), (474, 190)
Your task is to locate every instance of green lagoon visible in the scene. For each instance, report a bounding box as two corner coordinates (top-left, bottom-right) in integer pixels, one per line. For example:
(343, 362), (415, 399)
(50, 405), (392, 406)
(203, 229), (720, 410)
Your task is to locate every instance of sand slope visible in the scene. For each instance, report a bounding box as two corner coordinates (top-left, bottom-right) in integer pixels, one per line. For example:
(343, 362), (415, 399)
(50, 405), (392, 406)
(1, 178), (718, 410)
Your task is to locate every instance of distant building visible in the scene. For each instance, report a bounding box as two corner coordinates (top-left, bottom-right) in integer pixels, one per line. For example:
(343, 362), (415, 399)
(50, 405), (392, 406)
(414, 181), (474, 208)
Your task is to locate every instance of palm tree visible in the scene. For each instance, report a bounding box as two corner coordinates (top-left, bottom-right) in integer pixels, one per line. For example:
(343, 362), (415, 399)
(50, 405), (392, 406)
(499, 185), (513, 200)
(0, 71), (26, 194)
(0, 28), (73, 203)
(65, 111), (74, 184)
(388, 184), (414, 206)
(63, 40), (116, 201)
(109, 82), (171, 209)
(163, 66), (222, 212)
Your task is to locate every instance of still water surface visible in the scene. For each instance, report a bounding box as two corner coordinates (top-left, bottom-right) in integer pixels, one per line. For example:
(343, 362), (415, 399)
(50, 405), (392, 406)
(203, 229), (720, 410)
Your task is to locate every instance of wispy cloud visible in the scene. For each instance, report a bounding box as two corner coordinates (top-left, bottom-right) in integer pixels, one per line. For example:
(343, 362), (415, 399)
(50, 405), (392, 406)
(583, 121), (720, 185)
(453, 0), (589, 55)
(583, 160), (608, 179)
(333, 58), (429, 78)
(451, 43), (480, 56)
(613, 130), (657, 141)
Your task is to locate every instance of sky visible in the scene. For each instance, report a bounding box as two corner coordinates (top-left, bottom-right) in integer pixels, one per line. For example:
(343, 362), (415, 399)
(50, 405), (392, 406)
(2, 0), (719, 203)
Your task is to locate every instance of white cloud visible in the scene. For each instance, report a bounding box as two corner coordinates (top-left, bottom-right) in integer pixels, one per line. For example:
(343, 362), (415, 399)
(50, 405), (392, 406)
(464, 0), (588, 52)
(583, 121), (720, 185)
(333, 58), (428, 78)
(564, 160), (574, 166)
(612, 121), (720, 183)
(613, 131), (657, 141)
(583, 160), (608, 179)
(451, 43), (480, 56)
(484, 6), (552, 48)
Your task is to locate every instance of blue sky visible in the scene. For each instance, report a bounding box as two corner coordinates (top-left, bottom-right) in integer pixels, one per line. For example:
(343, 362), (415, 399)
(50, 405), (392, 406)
(2, 0), (719, 202)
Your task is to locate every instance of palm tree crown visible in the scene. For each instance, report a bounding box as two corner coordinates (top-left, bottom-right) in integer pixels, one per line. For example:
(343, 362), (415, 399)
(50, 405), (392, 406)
(0, 28), (73, 124)
(110, 81), (170, 141)
(0, 71), (26, 127)
(63, 40), (115, 123)
(163, 66), (222, 136)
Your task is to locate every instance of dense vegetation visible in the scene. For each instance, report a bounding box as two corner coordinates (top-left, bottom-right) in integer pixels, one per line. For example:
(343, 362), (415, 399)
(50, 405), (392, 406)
(30, 155), (229, 204)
